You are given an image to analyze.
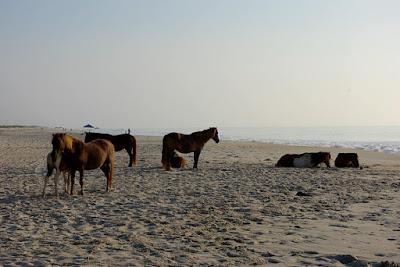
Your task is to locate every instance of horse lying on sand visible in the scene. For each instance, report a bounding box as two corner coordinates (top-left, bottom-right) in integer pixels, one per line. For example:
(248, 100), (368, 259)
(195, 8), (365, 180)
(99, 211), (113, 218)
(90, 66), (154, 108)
(42, 151), (70, 197)
(170, 151), (187, 169)
(276, 152), (331, 168)
(84, 132), (137, 167)
(162, 127), (219, 171)
(51, 133), (115, 195)
(335, 153), (360, 168)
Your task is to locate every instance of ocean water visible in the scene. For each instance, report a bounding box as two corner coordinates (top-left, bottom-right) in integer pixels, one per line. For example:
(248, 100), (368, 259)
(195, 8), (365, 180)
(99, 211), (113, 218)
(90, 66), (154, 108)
(83, 126), (400, 155)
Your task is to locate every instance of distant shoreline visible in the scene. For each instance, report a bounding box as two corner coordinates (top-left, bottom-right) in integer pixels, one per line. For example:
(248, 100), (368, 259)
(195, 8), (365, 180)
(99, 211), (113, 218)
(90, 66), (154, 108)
(0, 125), (40, 128)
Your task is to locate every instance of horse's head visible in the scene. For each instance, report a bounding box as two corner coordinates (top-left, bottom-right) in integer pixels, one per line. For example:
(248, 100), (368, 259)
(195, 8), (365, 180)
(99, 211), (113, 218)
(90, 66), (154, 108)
(51, 133), (74, 159)
(320, 152), (331, 167)
(211, 127), (220, 143)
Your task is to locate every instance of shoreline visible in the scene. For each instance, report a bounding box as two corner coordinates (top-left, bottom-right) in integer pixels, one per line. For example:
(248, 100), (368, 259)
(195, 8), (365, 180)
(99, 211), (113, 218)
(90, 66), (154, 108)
(3, 125), (400, 156)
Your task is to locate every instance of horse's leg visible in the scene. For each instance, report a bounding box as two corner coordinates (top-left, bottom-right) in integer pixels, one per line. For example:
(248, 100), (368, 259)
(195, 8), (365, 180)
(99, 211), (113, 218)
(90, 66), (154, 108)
(42, 175), (49, 198)
(67, 172), (71, 194)
(166, 150), (174, 171)
(161, 142), (171, 171)
(126, 147), (133, 167)
(101, 164), (112, 192)
(54, 169), (60, 197)
(193, 150), (201, 169)
(79, 170), (84, 195)
(63, 172), (68, 194)
(70, 171), (75, 195)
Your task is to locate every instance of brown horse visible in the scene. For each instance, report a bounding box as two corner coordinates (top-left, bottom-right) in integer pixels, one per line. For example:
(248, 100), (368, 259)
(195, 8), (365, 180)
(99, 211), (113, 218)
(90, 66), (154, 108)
(84, 132), (137, 167)
(335, 153), (360, 168)
(42, 151), (70, 197)
(51, 133), (115, 195)
(162, 127), (219, 171)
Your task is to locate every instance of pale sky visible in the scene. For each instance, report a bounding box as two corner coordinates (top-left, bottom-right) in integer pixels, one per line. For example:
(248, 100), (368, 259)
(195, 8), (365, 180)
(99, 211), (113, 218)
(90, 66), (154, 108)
(0, 0), (399, 129)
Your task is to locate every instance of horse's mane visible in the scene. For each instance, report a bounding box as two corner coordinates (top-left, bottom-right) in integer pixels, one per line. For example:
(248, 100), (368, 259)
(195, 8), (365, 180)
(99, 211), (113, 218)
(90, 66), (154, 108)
(53, 133), (82, 152)
(191, 127), (216, 137)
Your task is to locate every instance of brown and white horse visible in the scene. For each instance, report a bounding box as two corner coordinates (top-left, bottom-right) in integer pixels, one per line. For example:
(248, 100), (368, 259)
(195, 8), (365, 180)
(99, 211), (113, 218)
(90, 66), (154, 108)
(42, 151), (70, 197)
(276, 152), (331, 168)
(161, 127), (219, 171)
(51, 133), (115, 195)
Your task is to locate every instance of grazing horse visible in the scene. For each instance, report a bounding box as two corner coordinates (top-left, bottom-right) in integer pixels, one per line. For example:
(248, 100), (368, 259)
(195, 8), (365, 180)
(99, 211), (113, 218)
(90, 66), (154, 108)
(51, 133), (115, 195)
(170, 151), (187, 169)
(276, 152), (331, 168)
(84, 132), (137, 167)
(335, 153), (360, 168)
(162, 127), (219, 171)
(42, 151), (70, 197)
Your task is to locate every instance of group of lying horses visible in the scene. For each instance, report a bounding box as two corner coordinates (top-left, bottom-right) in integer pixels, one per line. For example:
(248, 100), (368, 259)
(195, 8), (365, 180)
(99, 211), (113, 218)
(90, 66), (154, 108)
(42, 127), (360, 197)
(275, 152), (360, 168)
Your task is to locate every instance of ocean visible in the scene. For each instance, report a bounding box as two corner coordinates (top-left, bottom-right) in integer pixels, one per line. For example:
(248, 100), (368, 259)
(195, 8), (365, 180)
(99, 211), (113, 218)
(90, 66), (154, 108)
(84, 126), (400, 155)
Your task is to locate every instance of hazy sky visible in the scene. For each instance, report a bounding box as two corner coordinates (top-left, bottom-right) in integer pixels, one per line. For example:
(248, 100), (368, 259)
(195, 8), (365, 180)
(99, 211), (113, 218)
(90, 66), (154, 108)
(1, 0), (399, 129)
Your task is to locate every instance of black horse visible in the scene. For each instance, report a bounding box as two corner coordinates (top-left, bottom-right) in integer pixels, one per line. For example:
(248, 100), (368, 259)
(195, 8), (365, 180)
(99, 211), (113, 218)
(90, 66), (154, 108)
(85, 132), (137, 167)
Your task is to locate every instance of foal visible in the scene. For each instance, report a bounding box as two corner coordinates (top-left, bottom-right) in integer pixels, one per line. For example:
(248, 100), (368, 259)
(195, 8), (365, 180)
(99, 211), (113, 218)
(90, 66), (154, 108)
(42, 151), (70, 197)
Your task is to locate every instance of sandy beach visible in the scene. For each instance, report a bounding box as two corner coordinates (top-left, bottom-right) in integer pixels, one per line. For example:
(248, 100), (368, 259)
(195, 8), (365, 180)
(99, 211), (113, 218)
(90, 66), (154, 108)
(0, 127), (399, 266)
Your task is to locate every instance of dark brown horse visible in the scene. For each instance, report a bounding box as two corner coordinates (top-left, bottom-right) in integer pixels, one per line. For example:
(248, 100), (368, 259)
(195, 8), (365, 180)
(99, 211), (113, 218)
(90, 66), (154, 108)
(162, 127), (219, 171)
(51, 133), (115, 195)
(84, 132), (137, 167)
(335, 153), (360, 168)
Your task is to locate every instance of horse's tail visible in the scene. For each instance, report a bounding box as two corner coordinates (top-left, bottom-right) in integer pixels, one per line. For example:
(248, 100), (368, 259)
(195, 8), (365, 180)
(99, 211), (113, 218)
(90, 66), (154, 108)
(46, 153), (54, 177)
(131, 136), (138, 166)
(108, 141), (116, 169)
(161, 135), (169, 168)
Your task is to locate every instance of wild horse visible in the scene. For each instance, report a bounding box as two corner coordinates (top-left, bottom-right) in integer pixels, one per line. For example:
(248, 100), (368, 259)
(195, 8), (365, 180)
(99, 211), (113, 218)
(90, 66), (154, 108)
(51, 133), (115, 195)
(161, 127), (219, 171)
(85, 132), (137, 167)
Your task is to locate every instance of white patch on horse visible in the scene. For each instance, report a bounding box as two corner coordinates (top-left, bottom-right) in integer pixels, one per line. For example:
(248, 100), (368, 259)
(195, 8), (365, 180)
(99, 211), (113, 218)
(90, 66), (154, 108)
(42, 151), (69, 198)
(293, 154), (312, 168)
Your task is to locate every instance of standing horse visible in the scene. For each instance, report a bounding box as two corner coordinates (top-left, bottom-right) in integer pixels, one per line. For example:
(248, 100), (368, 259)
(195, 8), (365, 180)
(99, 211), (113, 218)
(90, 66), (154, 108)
(84, 132), (137, 167)
(51, 133), (115, 195)
(161, 127), (219, 171)
(42, 151), (70, 197)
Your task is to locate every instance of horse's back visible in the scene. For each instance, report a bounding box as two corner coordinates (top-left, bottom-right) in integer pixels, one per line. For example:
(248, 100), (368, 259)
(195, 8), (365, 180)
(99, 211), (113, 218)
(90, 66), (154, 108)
(85, 132), (112, 143)
(84, 139), (115, 169)
(114, 134), (136, 151)
(86, 132), (134, 151)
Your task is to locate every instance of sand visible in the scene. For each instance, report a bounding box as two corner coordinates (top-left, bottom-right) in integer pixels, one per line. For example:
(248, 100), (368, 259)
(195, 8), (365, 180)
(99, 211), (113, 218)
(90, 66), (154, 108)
(0, 127), (399, 266)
